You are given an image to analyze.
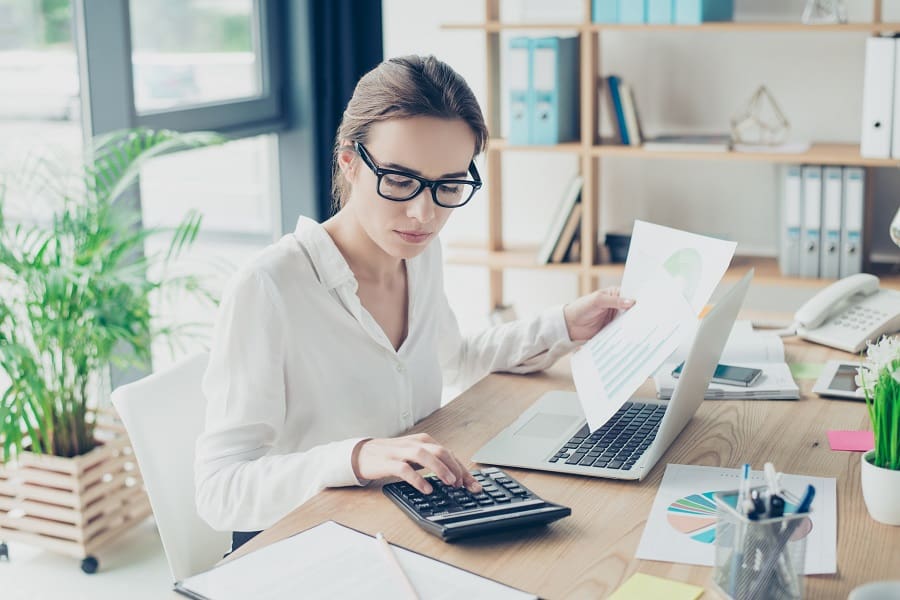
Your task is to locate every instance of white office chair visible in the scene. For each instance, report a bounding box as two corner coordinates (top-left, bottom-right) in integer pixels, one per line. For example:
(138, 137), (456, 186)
(112, 352), (230, 583)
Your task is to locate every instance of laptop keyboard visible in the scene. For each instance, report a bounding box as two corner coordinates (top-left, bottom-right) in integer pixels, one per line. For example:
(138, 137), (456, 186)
(549, 401), (665, 470)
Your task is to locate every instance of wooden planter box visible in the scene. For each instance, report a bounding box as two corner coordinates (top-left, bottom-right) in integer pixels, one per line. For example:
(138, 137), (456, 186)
(0, 411), (151, 572)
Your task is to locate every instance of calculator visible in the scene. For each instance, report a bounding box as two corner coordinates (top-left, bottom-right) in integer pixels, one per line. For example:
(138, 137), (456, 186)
(382, 467), (571, 541)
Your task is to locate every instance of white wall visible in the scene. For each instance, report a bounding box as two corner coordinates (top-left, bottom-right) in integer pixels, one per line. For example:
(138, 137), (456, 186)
(383, 0), (900, 331)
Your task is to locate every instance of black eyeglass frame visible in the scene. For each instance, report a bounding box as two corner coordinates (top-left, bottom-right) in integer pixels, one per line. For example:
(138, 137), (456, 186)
(353, 141), (483, 208)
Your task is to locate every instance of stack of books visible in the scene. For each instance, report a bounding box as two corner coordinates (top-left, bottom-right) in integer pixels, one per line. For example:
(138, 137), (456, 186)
(600, 75), (731, 152)
(600, 75), (643, 146)
(653, 321), (800, 400)
(537, 175), (583, 264)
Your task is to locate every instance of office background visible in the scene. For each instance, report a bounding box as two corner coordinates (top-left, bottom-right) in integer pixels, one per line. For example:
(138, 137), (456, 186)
(2, 0), (900, 597)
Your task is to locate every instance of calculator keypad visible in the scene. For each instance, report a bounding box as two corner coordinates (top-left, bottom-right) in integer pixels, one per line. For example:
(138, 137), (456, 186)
(389, 467), (534, 518)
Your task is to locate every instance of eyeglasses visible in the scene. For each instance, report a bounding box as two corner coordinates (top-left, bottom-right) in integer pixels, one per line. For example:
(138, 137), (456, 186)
(354, 141), (482, 208)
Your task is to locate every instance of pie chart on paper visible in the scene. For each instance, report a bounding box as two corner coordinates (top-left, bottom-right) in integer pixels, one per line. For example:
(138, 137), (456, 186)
(662, 247), (703, 306)
(666, 491), (719, 544)
(666, 491), (815, 545)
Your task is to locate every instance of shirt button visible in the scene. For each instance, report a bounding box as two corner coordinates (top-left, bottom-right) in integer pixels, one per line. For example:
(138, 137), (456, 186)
(401, 411), (411, 419)
(395, 363), (405, 373)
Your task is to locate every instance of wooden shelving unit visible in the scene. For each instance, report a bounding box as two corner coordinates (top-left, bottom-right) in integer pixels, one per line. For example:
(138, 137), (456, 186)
(451, 0), (893, 308)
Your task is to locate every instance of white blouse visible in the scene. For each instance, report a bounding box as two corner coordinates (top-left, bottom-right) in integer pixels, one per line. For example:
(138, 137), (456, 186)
(195, 217), (577, 531)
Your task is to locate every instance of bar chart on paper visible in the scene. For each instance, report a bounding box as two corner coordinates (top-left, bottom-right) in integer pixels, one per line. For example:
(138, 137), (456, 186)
(571, 275), (695, 431)
(587, 318), (682, 400)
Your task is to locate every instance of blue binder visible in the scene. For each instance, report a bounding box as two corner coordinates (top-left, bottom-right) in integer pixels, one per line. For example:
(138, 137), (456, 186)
(531, 36), (579, 145)
(674, 0), (733, 24)
(508, 36), (533, 146)
(592, 0), (618, 23)
(619, 0), (647, 23)
(647, 0), (675, 23)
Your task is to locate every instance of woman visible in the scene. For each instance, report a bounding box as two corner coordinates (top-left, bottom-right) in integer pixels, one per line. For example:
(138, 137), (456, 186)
(195, 55), (634, 551)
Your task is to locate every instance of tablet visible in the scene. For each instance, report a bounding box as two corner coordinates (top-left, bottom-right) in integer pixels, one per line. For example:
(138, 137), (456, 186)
(812, 360), (865, 401)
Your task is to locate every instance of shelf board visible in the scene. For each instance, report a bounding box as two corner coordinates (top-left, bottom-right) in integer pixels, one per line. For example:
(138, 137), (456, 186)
(443, 22), (583, 32)
(445, 250), (900, 289)
(593, 143), (899, 166)
(589, 22), (900, 32)
(488, 140), (899, 167)
(443, 21), (900, 33)
(489, 139), (584, 153)
(445, 246), (584, 272)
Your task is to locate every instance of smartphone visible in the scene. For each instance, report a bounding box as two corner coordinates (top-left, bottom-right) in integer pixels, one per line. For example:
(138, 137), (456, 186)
(671, 362), (762, 387)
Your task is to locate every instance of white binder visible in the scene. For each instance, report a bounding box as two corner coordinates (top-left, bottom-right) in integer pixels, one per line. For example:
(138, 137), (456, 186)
(800, 166), (823, 278)
(893, 38), (900, 158)
(820, 166), (843, 279)
(861, 37), (895, 159)
(779, 165), (803, 276)
(840, 167), (865, 277)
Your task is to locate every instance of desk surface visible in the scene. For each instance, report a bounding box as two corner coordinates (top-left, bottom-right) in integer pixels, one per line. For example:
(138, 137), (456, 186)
(231, 338), (899, 599)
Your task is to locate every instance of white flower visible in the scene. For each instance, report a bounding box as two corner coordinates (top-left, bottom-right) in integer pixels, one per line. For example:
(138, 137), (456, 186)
(858, 335), (900, 394)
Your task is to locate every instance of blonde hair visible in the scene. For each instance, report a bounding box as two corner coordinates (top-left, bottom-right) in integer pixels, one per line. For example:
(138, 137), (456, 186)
(330, 55), (488, 213)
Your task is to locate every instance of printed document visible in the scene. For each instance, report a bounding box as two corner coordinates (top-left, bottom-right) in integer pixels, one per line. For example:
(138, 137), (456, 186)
(635, 464), (836, 574)
(571, 222), (737, 430)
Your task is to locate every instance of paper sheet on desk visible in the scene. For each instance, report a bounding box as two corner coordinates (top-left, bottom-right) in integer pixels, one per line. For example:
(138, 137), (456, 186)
(175, 521), (536, 600)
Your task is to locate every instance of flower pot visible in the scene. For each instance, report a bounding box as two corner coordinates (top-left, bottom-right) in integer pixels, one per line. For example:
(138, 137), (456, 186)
(0, 411), (151, 572)
(861, 450), (900, 526)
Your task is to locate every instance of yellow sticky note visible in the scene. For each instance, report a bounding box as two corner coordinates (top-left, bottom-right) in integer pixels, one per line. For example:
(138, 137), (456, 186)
(608, 572), (704, 600)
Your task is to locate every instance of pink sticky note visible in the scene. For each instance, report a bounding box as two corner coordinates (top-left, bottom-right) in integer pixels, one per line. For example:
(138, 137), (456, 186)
(827, 430), (875, 452)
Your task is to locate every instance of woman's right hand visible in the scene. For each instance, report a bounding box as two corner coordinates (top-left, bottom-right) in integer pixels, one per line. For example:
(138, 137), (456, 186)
(352, 433), (482, 495)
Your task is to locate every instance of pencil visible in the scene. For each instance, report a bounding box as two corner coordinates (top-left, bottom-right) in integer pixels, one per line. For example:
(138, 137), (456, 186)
(374, 532), (420, 600)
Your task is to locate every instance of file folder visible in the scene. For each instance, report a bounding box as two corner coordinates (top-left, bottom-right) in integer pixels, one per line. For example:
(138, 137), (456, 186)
(648, 0), (675, 23)
(800, 166), (823, 278)
(779, 165), (802, 277)
(508, 37), (533, 146)
(861, 37), (895, 159)
(532, 36), (579, 145)
(840, 167), (865, 277)
(619, 0), (646, 23)
(892, 39), (900, 158)
(592, 0), (618, 23)
(674, 0), (734, 24)
(820, 166), (843, 279)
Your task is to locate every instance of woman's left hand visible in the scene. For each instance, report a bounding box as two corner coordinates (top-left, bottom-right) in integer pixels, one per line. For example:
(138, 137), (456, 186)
(563, 287), (635, 342)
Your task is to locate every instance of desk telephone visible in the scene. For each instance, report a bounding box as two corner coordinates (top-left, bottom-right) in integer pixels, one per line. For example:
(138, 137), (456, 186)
(793, 273), (900, 353)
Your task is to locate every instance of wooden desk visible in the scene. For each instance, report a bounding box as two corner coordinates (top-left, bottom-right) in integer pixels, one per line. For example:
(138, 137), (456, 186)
(232, 338), (899, 599)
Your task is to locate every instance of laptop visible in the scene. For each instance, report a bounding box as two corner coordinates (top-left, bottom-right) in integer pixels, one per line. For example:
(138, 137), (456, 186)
(472, 270), (753, 481)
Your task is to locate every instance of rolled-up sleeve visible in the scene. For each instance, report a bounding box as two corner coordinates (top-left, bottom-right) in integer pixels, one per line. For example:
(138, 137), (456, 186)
(194, 270), (366, 532)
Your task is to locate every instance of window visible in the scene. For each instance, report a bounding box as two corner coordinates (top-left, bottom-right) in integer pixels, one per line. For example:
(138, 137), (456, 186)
(0, 0), (83, 219)
(129, 0), (261, 113)
(140, 134), (280, 368)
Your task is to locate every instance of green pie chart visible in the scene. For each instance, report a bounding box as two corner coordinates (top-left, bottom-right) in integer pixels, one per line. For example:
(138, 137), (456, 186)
(663, 248), (703, 304)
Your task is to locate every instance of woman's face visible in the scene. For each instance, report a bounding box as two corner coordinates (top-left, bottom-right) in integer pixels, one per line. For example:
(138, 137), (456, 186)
(339, 116), (477, 260)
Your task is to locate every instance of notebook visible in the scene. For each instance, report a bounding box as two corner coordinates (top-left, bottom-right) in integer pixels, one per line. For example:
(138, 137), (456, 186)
(175, 521), (536, 600)
(653, 321), (800, 400)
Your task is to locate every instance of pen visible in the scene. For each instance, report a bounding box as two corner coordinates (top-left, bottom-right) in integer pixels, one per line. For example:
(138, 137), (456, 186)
(374, 532), (420, 600)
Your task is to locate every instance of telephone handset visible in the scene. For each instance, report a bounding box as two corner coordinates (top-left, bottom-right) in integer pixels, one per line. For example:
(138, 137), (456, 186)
(793, 273), (900, 353)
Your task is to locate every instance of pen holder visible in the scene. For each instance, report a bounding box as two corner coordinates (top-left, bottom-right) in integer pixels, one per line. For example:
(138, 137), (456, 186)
(711, 488), (808, 600)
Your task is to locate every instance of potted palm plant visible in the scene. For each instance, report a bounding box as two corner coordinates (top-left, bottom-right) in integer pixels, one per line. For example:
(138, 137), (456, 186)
(857, 335), (900, 526)
(0, 128), (222, 571)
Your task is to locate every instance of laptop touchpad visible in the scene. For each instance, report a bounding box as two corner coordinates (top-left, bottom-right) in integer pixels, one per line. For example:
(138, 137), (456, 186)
(515, 413), (579, 438)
